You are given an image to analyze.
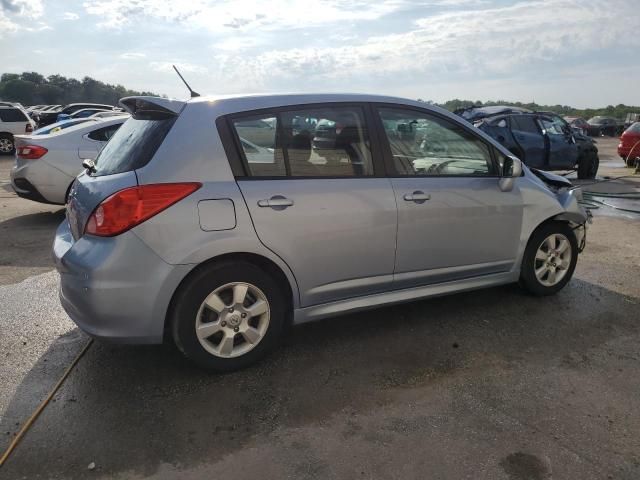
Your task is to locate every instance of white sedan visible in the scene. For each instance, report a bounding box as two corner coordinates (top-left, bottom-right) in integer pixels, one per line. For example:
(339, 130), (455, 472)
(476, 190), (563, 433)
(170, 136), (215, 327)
(10, 116), (128, 205)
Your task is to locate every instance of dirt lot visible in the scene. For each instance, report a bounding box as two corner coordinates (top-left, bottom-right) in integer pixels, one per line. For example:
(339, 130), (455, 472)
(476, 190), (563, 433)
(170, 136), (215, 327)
(1, 138), (639, 479)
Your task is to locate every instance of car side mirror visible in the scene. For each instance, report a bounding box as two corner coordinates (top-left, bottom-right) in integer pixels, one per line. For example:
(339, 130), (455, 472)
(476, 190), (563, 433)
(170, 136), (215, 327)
(499, 156), (522, 192)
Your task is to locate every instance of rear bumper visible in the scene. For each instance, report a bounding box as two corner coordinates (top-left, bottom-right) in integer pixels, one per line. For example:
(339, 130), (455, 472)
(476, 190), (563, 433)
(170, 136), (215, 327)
(53, 220), (192, 344)
(11, 159), (71, 205)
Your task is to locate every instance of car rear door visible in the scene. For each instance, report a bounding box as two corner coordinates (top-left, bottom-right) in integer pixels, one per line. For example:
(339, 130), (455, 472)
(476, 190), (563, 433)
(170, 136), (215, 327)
(226, 103), (398, 307)
(374, 105), (523, 289)
(508, 115), (545, 167)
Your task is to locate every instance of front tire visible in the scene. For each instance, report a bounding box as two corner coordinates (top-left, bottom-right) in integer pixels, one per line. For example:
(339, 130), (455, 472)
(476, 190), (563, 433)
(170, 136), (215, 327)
(171, 261), (286, 371)
(577, 150), (599, 179)
(519, 222), (578, 296)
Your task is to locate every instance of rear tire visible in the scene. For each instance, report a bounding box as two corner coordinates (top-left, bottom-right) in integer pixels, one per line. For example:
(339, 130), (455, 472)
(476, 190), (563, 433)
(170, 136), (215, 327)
(0, 133), (15, 155)
(626, 156), (638, 168)
(519, 222), (578, 296)
(171, 261), (286, 371)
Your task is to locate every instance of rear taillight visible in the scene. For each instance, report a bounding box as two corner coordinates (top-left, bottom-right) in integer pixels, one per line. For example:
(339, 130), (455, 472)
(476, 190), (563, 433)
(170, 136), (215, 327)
(17, 145), (48, 159)
(25, 123), (33, 133)
(84, 183), (201, 237)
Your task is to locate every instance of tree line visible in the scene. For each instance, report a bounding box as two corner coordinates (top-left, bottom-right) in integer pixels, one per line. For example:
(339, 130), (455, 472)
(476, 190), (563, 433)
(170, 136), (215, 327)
(2, 71), (638, 119)
(0, 72), (160, 107)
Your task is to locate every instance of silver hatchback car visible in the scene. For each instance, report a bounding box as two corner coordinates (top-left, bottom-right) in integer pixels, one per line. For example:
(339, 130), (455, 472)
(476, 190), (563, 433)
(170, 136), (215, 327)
(53, 94), (588, 371)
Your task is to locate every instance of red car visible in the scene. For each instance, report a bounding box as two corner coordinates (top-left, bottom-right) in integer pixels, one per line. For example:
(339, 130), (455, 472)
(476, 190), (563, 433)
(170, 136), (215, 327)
(618, 122), (640, 166)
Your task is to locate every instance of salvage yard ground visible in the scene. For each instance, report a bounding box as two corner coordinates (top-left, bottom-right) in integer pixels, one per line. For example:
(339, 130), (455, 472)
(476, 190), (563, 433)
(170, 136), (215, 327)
(1, 138), (639, 479)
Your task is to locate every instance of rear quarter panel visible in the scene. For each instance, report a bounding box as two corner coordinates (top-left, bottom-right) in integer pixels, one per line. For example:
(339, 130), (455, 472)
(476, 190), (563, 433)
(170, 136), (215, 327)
(132, 102), (302, 308)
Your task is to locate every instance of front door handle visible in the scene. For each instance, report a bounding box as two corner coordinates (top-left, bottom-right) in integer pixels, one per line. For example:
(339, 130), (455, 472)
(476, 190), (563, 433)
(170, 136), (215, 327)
(403, 191), (430, 203)
(257, 195), (294, 208)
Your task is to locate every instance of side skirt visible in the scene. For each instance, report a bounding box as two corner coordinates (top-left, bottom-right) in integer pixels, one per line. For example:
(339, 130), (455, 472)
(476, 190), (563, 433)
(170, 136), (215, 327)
(293, 271), (519, 325)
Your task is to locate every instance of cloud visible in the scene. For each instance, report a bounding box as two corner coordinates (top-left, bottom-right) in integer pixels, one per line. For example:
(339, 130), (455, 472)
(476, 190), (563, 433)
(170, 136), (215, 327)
(82, 0), (409, 30)
(0, 0), (43, 37)
(120, 52), (146, 59)
(0, 0), (42, 17)
(149, 61), (208, 74)
(204, 0), (640, 93)
(62, 12), (79, 20)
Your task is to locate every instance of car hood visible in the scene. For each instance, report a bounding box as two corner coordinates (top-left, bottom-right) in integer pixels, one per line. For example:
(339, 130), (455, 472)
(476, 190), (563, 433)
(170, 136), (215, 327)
(529, 168), (573, 189)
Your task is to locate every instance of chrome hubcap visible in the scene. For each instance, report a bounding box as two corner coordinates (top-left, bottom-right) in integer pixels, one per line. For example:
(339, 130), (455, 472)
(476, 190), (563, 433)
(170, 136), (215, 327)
(195, 282), (270, 358)
(0, 138), (13, 152)
(534, 233), (572, 287)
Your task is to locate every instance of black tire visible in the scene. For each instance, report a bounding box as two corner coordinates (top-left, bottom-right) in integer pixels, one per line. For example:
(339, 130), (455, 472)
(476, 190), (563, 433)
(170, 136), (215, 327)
(626, 156), (638, 168)
(577, 150), (599, 179)
(0, 133), (15, 155)
(171, 261), (287, 371)
(519, 222), (579, 296)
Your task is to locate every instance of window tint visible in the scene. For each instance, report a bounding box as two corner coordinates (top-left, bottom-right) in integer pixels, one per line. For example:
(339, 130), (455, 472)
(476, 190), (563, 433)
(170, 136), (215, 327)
(378, 107), (495, 176)
(88, 123), (122, 141)
(281, 106), (372, 177)
(0, 108), (28, 122)
(232, 106), (373, 177)
(510, 116), (539, 134)
(233, 115), (285, 177)
(93, 118), (176, 176)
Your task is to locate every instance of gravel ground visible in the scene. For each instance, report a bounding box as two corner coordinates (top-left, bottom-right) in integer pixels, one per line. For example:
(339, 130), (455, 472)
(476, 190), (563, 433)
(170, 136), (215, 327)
(0, 138), (638, 479)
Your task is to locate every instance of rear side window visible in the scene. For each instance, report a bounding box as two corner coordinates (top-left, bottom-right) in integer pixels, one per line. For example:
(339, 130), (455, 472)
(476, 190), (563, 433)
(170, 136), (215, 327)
(231, 106), (373, 178)
(0, 108), (28, 122)
(93, 118), (176, 176)
(510, 116), (539, 134)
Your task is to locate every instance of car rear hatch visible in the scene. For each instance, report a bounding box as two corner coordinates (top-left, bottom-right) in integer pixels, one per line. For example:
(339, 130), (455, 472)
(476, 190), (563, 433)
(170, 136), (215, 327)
(66, 97), (185, 240)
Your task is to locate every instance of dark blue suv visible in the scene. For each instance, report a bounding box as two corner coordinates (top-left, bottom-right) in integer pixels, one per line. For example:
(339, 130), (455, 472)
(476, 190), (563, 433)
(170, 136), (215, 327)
(456, 106), (599, 179)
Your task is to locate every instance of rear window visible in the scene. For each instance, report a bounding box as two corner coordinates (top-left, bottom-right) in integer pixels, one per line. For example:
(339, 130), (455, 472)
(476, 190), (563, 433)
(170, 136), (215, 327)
(92, 117), (176, 176)
(0, 108), (28, 122)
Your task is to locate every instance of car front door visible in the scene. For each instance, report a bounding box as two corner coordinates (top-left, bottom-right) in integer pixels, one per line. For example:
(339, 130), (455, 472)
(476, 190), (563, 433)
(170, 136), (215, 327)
(375, 105), (524, 289)
(508, 115), (546, 168)
(538, 115), (578, 169)
(228, 104), (398, 307)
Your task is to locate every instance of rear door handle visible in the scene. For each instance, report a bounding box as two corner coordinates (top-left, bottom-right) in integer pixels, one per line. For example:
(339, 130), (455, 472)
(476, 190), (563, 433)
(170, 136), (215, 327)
(403, 191), (430, 202)
(257, 195), (294, 208)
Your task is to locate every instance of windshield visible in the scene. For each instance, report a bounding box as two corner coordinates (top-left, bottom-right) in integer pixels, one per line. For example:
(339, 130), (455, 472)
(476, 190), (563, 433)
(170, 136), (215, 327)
(93, 117), (176, 176)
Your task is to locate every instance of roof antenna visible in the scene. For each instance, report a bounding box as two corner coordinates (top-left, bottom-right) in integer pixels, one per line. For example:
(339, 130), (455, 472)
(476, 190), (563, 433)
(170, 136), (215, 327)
(172, 64), (200, 98)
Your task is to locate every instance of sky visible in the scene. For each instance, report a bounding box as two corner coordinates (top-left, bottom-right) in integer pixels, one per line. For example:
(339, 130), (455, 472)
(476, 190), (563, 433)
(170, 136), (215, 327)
(1, 0), (639, 108)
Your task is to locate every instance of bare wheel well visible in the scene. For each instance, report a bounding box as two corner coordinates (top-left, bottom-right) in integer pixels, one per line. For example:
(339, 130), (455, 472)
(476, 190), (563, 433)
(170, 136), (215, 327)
(164, 252), (295, 342)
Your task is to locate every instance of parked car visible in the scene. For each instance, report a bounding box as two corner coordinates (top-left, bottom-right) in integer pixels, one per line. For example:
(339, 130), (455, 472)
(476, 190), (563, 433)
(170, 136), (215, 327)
(32, 117), (97, 135)
(57, 107), (115, 123)
(90, 110), (127, 119)
(618, 122), (640, 167)
(53, 94), (589, 371)
(564, 116), (590, 135)
(456, 106), (599, 179)
(10, 116), (127, 204)
(624, 113), (640, 130)
(587, 116), (621, 137)
(0, 105), (36, 154)
(36, 103), (114, 127)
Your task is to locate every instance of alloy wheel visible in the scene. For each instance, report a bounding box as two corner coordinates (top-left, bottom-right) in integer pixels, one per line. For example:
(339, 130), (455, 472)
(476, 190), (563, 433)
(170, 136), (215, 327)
(195, 282), (270, 358)
(534, 233), (572, 287)
(0, 138), (13, 153)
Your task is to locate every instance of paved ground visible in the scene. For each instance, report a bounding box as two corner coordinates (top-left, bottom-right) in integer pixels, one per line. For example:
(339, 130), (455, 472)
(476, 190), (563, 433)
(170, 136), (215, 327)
(0, 138), (639, 479)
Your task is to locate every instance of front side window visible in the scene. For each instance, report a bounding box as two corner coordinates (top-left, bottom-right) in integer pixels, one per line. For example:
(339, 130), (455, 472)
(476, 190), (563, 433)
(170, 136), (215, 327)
(232, 106), (373, 177)
(538, 116), (566, 136)
(378, 107), (495, 176)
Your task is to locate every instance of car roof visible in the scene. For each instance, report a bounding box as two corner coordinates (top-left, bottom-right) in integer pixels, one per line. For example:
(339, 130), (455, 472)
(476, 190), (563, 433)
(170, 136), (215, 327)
(121, 93), (449, 117)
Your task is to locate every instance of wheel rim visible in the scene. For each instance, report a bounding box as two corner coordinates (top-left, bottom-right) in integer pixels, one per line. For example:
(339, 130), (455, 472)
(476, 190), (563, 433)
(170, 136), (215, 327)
(0, 138), (13, 153)
(534, 233), (572, 287)
(195, 282), (270, 358)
